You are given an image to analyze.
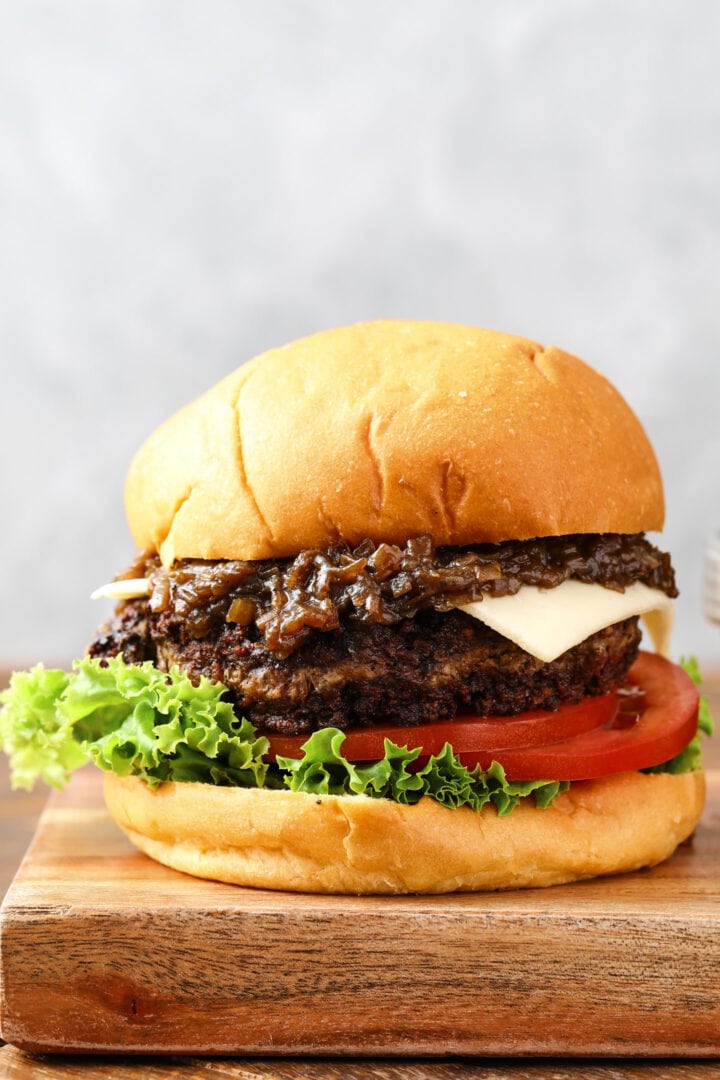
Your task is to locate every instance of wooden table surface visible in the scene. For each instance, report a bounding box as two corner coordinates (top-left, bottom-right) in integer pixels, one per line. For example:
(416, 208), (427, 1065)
(1, 664), (719, 1079)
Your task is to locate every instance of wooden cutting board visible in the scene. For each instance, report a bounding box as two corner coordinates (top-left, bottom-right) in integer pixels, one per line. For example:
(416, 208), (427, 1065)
(1, 767), (719, 1058)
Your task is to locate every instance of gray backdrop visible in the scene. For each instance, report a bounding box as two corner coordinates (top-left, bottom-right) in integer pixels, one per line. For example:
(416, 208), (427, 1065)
(2, 1), (720, 666)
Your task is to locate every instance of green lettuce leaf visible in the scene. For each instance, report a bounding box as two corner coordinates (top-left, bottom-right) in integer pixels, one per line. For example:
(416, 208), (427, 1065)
(0, 656), (269, 790)
(277, 734), (568, 816)
(0, 667), (87, 789)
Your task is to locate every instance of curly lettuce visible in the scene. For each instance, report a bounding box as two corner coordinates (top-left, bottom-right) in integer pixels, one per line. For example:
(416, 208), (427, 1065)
(276, 728), (567, 816)
(0, 657), (269, 791)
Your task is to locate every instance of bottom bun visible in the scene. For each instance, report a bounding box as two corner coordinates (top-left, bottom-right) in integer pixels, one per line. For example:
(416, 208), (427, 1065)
(103, 769), (706, 895)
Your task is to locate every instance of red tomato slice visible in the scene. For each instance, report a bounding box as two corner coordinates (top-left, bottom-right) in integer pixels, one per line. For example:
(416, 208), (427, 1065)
(474, 651), (699, 780)
(265, 690), (618, 764)
(266, 652), (699, 782)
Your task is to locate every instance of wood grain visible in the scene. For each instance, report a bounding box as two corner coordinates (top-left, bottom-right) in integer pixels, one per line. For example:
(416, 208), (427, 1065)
(0, 758), (46, 900)
(1, 1044), (719, 1080)
(1, 768), (719, 1059)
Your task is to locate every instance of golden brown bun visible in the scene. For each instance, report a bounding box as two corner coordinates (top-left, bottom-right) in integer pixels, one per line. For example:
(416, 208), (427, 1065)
(103, 768), (704, 894)
(124, 321), (664, 564)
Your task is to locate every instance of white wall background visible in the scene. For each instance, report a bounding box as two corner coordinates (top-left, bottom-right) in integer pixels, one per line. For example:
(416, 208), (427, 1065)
(2, 1), (720, 666)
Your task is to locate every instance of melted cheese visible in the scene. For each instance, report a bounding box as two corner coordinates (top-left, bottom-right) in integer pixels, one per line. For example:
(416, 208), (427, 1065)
(458, 580), (674, 663)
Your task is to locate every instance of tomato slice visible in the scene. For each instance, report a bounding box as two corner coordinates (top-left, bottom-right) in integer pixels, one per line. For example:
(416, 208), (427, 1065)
(265, 690), (618, 764)
(474, 651), (699, 780)
(266, 652), (699, 782)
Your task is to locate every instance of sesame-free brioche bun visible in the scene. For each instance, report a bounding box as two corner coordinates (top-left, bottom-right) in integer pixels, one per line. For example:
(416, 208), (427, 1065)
(124, 321), (664, 566)
(103, 769), (704, 894)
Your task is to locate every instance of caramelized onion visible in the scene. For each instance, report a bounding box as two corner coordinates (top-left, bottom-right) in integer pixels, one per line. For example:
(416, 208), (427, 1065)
(119, 533), (677, 656)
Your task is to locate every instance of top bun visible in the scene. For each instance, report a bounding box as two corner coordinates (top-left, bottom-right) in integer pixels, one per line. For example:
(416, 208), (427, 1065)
(125, 321), (664, 564)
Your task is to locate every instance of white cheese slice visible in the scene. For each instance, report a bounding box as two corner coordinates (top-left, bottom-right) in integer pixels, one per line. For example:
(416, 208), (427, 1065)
(458, 580), (674, 663)
(91, 577), (152, 601)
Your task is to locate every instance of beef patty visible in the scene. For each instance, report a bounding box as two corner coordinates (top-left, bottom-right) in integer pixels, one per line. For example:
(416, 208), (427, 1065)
(88, 600), (642, 736)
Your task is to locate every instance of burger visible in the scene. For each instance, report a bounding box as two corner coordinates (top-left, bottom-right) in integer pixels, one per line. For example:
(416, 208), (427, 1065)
(0, 321), (710, 893)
